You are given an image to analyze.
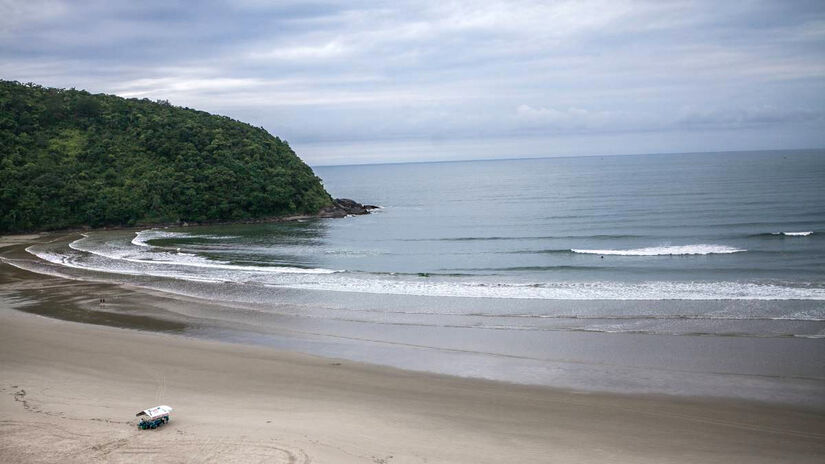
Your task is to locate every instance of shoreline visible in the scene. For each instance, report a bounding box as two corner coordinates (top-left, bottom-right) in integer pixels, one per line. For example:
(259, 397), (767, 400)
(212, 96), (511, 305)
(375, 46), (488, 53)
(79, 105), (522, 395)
(2, 236), (825, 461)
(0, 235), (825, 464)
(3, 294), (825, 463)
(3, 233), (825, 410)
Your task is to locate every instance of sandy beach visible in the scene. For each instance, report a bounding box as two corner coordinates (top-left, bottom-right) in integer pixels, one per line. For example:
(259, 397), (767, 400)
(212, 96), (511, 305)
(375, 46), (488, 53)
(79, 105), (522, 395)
(1, 236), (825, 463)
(4, 2), (824, 460)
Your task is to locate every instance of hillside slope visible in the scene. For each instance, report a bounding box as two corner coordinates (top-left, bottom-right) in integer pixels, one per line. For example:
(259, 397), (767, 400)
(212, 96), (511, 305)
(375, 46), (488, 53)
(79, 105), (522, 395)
(0, 80), (334, 233)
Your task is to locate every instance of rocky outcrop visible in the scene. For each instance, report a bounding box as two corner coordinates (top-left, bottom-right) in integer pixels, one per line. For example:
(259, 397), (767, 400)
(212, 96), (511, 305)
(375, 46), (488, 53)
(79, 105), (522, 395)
(318, 198), (379, 218)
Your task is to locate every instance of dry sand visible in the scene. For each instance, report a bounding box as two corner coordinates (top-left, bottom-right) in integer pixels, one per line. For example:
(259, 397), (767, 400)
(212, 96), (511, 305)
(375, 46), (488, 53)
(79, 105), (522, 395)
(1, 236), (824, 463)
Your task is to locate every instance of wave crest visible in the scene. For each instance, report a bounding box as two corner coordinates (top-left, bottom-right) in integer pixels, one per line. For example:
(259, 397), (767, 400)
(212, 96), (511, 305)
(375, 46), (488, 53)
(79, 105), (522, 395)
(773, 231), (814, 237)
(571, 245), (745, 256)
(131, 229), (239, 247)
(68, 233), (337, 275)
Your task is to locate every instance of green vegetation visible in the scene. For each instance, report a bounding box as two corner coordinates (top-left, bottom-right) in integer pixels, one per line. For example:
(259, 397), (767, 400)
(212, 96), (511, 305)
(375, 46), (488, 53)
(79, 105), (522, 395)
(0, 80), (333, 233)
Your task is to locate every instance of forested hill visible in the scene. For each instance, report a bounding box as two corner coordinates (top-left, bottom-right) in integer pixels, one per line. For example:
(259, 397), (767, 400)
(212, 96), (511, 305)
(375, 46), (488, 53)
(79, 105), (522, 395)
(0, 80), (334, 233)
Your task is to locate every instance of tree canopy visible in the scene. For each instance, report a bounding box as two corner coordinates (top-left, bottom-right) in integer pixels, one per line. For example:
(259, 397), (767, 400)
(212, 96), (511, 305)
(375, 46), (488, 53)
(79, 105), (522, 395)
(0, 80), (333, 233)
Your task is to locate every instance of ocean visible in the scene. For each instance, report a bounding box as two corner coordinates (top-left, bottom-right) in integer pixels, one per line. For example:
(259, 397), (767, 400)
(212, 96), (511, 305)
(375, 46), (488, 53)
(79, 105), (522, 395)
(8, 149), (825, 405)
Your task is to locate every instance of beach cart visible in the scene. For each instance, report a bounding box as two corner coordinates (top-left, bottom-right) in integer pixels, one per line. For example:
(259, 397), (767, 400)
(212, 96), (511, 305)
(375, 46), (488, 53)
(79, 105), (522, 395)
(136, 405), (173, 430)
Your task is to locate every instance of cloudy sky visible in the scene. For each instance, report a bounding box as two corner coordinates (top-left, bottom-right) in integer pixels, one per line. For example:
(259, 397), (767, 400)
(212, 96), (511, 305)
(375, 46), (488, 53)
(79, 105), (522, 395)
(2, 0), (824, 165)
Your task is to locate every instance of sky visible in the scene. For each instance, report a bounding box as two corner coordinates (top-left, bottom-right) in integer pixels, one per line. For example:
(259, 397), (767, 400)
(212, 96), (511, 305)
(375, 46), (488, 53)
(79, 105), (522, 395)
(2, 0), (824, 165)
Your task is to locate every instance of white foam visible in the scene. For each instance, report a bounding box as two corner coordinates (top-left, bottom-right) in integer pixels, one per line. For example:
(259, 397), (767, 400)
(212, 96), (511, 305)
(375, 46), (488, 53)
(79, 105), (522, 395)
(273, 276), (825, 301)
(23, 248), (230, 284)
(68, 235), (337, 275)
(25, 235), (825, 302)
(130, 229), (240, 247)
(23, 243), (825, 300)
(774, 231), (814, 237)
(571, 245), (745, 256)
(131, 229), (185, 247)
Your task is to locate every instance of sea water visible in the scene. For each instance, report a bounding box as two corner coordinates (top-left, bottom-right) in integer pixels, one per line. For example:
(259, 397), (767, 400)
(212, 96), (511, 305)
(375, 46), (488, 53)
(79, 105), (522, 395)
(11, 150), (825, 405)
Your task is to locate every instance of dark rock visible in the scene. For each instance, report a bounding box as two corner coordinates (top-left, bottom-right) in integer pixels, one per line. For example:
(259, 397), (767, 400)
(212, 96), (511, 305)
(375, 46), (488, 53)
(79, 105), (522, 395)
(317, 198), (376, 218)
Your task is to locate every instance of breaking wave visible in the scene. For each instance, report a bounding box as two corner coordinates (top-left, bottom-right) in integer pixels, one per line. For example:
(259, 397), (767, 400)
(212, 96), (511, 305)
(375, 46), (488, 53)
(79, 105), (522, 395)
(131, 229), (240, 247)
(750, 231), (816, 238)
(571, 245), (746, 256)
(69, 234), (336, 275)
(773, 231), (814, 237)
(19, 237), (825, 300)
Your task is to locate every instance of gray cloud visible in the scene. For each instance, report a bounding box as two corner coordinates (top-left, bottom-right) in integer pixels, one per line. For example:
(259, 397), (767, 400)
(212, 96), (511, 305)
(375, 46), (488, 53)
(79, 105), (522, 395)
(677, 105), (824, 128)
(1, 0), (824, 164)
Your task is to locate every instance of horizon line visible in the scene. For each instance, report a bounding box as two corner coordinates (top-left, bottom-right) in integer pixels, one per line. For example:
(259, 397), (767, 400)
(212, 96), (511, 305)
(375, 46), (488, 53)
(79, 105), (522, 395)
(310, 147), (825, 168)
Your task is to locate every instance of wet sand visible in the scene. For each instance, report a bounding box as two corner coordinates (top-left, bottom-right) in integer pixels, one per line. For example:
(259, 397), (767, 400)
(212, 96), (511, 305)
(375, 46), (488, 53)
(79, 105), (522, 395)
(1, 235), (825, 462)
